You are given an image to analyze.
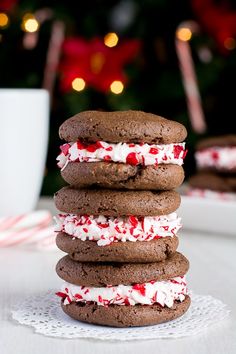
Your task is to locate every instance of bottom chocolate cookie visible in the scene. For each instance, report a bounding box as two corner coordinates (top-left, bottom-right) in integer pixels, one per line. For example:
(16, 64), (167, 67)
(61, 295), (191, 327)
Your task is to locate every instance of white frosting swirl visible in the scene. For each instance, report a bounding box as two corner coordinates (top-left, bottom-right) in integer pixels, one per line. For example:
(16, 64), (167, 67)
(57, 140), (186, 169)
(56, 276), (187, 307)
(196, 146), (236, 170)
(54, 213), (182, 246)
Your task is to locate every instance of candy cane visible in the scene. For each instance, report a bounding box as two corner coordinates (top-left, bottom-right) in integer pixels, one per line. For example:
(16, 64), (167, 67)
(42, 20), (65, 99)
(175, 21), (207, 134)
(0, 210), (54, 248)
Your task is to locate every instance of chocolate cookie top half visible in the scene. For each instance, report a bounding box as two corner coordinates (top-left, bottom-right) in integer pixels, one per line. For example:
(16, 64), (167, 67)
(54, 187), (181, 216)
(196, 135), (236, 150)
(59, 110), (187, 144)
(56, 252), (189, 286)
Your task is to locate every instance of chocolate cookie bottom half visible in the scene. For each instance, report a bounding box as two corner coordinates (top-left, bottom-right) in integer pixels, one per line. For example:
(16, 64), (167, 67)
(56, 232), (179, 263)
(61, 296), (191, 327)
(61, 162), (184, 190)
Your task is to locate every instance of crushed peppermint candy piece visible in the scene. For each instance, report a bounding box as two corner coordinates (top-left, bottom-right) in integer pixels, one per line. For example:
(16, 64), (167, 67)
(57, 276), (188, 307)
(56, 140), (186, 169)
(54, 213), (182, 246)
(132, 283), (146, 296)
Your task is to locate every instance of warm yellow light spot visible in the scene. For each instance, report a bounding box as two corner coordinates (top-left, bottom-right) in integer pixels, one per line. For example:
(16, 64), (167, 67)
(110, 80), (124, 94)
(72, 78), (86, 92)
(22, 14), (39, 33)
(0, 13), (9, 28)
(224, 37), (236, 50)
(104, 32), (119, 47)
(176, 27), (192, 41)
(90, 52), (105, 74)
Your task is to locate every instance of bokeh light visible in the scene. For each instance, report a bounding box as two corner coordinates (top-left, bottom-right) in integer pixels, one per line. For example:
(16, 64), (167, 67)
(104, 32), (119, 47)
(22, 14), (39, 33)
(224, 37), (236, 50)
(110, 80), (124, 94)
(72, 78), (86, 91)
(176, 28), (192, 41)
(0, 13), (9, 28)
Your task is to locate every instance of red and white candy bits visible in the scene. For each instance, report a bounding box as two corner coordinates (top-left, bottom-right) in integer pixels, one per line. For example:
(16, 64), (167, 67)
(196, 146), (236, 171)
(55, 213), (182, 246)
(57, 140), (186, 170)
(57, 276), (187, 307)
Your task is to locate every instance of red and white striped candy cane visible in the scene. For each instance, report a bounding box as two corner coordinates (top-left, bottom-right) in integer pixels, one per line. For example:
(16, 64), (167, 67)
(0, 210), (54, 248)
(175, 21), (207, 134)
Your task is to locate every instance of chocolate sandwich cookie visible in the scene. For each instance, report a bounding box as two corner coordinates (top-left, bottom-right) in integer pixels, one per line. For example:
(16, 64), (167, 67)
(54, 187), (181, 216)
(61, 295), (191, 327)
(57, 110), (187, 189)
(61, 162), (185, 190)
(59, 110), (187, 144)
(56, 232), (179, 263)
(56, 252), (189, 286)
(188, 172), (236, 193)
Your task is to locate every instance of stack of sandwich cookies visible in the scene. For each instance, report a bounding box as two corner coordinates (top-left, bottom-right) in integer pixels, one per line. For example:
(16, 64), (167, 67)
(54, 110), (190, 327)
(188, 135), (236, 201)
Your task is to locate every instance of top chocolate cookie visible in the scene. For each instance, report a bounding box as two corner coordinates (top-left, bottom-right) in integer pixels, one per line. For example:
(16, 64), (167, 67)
(196, 135), (236, 150)
(59, 110), (187, 144)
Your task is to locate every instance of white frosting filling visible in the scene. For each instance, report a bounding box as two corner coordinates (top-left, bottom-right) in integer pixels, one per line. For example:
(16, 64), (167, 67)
(196, 146), (236, 170)
(187, 188), (236, 201)
(56, 276), (187, 307)
(57, 140), (186, 169)
(54, 213), (182, 246)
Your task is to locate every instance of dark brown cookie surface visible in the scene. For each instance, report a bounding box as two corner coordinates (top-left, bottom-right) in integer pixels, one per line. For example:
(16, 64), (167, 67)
(59, 110), (187, 144)
(54, 187), (181, 216)
(188, 172), (236, 192)
(61, 295), (191, 327)
(56, 252), (189, 287)
(61, 162), (185, 190)
(196, 135), (236, 150)
(56, 232), (179, 263)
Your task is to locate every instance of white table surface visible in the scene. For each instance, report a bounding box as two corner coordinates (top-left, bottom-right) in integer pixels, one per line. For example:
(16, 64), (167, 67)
(0, 198), (235, 354)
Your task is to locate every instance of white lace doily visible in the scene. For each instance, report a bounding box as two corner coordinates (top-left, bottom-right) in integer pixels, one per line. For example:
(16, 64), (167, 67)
(11, 291), (229, 340)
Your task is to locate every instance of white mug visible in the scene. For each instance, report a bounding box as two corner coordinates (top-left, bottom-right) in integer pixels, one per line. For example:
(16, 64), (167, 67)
(0, 89), (49, 216)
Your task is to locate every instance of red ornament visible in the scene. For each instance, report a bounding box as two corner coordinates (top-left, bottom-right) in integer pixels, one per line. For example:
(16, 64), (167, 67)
(59, 37), (141, 93)
(191, 0), (236, 53)
(0, 0), (17, 12)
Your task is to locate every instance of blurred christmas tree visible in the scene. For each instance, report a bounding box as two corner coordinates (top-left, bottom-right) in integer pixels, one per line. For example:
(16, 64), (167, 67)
(1, 0), (236, 195)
